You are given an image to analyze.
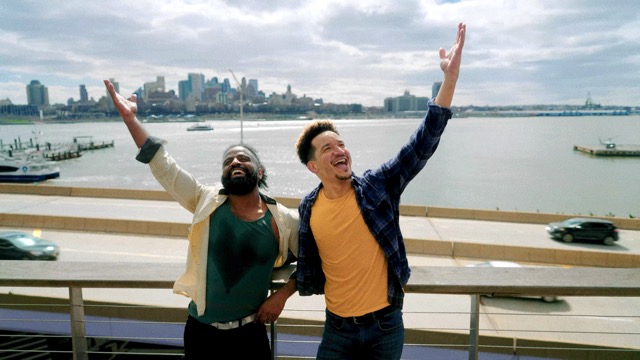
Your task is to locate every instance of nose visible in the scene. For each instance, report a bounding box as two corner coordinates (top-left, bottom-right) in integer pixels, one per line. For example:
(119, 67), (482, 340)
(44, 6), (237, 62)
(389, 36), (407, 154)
(333, 146), (346, 155)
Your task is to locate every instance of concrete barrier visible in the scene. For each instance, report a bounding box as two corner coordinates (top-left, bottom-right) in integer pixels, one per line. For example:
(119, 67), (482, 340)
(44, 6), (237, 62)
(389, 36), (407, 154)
(426, 206), (640, 230)
(2, 183), (639, 230)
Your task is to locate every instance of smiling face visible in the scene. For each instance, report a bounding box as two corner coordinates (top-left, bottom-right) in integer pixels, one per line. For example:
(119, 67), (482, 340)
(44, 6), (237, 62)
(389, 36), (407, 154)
(221, 146), (263, 195)
(307, 130), (352, 183)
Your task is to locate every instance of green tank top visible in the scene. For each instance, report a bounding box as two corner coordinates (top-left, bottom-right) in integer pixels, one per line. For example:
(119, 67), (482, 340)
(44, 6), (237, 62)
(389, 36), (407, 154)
(188, 201), (278, 323)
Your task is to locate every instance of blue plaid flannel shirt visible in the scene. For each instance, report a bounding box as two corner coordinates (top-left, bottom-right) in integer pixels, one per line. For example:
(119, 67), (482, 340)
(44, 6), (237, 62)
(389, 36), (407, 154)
(296, 100), (452, 309)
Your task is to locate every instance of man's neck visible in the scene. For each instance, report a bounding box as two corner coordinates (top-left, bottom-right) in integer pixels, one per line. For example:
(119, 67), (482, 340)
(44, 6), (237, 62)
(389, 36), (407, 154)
(321, 179), (352, 199)
(228, 189), (264, 221)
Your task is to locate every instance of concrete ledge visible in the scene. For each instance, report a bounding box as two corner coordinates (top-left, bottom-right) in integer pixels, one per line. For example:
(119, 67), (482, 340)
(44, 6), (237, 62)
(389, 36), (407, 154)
(69, 187), (173, 201)
(0, 213), (189, 237)
(427, 206), (640, 230)
(405, 238), (453, 257)
(452, 242), (639, 268)
(2, 184), (638, 229)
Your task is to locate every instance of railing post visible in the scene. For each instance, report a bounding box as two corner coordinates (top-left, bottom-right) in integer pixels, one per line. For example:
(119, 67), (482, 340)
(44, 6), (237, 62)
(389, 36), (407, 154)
(69, 287), (88, 360)
(270, 287), (277, 360)
(468, 294), (479, 360)
(271, 321), (277, 360)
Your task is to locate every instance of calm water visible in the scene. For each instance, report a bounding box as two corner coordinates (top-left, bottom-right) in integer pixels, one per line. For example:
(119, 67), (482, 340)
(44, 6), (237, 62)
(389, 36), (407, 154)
(2, 115), (639, 217)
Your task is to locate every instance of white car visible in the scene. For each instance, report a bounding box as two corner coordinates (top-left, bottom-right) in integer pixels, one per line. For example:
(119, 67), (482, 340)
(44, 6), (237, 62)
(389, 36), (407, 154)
(465, 261), (558, 303)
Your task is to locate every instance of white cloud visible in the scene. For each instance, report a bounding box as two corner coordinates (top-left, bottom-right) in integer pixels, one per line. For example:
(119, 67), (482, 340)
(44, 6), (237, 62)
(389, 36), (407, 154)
(1, 0), (639, 107)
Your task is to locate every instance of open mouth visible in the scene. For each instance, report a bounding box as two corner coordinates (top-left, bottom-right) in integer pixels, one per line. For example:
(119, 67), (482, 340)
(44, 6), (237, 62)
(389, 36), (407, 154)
(333, 157), (349, 171)
(230, 167), (247, 177)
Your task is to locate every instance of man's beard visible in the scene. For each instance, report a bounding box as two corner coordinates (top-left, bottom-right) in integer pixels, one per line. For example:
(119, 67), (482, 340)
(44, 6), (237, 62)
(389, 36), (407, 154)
(221, 170), (259, 195)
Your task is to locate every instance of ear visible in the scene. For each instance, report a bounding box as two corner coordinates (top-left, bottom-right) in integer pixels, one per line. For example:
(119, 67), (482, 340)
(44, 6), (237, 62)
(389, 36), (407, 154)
(306, 161), (318, 174)
(257, 166), (264, 179)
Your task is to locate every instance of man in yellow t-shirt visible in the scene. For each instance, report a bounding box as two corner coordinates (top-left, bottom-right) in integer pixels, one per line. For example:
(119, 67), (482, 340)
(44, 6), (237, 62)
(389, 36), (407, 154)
(295, 23), (466, 359)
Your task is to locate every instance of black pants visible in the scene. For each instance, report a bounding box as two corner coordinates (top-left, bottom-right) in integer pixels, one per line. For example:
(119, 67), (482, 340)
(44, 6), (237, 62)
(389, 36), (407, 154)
(183, 315), (271, 359)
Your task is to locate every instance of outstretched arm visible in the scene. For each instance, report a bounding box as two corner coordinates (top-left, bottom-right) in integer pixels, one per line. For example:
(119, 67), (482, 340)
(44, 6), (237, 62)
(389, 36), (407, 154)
(434, 22), (466, 109)
(104, 79), (149, 148)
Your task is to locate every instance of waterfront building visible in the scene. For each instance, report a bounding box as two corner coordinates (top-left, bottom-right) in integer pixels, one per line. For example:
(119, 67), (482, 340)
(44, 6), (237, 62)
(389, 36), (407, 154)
(79, 85), (88, 103)
(187, 73), (205, 102)
(143, 76), (165, 102)
(178, 80), (189, 101)
(384, 90), (429, 113)
(248, 78), (258, 97)
(26, 80), (49, 108)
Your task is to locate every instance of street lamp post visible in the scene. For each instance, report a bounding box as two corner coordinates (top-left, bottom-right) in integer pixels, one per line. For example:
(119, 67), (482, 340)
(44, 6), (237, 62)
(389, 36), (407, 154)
(228, 69), (244, 144)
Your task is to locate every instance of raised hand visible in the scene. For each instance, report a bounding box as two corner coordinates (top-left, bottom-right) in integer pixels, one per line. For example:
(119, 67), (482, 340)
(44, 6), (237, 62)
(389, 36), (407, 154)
(104, 79), (138, 122)
(439, 22), (466, 81)
(103, 79), (149, 147)
(434, 23), (466, 108)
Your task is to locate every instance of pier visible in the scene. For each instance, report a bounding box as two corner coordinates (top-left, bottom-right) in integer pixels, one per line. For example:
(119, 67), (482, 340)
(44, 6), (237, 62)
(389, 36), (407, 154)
(573, 144), (640, 157)
(0, 135), (114, 161)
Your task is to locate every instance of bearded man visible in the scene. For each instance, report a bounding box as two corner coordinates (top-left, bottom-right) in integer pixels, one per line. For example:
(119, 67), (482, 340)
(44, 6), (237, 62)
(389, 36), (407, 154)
(104, 80), (299, 360)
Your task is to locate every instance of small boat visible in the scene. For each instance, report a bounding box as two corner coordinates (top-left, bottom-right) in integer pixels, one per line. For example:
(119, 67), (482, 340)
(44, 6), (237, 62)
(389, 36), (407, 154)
(187, 123), (214, 131)
(0, 152), (60, 182)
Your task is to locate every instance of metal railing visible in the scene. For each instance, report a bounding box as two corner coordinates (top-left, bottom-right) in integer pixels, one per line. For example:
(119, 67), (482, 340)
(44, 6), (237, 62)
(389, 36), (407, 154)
(1, 261), (639, 359)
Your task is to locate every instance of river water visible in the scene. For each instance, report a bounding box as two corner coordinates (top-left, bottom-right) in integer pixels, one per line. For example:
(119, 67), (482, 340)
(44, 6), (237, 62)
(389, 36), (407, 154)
(1, 115), (639, 217)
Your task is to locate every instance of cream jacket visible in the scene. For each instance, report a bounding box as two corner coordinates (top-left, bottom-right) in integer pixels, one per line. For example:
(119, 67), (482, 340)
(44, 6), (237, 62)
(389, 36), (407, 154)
(147, 145), (299, 316)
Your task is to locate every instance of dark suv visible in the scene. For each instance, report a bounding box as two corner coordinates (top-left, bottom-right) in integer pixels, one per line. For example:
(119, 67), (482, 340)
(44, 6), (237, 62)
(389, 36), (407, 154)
(546, 218), (619, 246)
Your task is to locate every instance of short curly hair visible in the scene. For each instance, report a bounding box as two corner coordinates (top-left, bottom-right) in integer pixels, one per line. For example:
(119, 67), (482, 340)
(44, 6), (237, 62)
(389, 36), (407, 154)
(295, 120), (339, 165)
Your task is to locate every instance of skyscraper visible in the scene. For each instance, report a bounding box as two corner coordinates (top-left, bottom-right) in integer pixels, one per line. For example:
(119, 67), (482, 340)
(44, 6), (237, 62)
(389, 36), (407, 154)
(26, 80), (49, 107)
(79, 85), (88, 103)
(188, 73), (205, 102)
(143, 76), (165, 101)
(248, 79), (258, 97)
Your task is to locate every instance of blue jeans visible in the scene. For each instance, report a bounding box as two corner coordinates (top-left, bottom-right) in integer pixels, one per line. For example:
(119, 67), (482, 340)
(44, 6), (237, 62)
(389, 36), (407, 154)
(317, 306), (404, 360)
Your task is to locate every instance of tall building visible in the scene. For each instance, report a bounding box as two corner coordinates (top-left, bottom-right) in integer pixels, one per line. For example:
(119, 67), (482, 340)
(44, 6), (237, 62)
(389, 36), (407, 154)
(432, 81), (442, 100)
(143, 76), (165, 101)
(188, 73), (205, 102)
(247, 79), (258, 98)
(79, 85), (88, 103)
(222, 78), (232, 93)
(26, 80), (50, 107)
(178, 80), (190, 101)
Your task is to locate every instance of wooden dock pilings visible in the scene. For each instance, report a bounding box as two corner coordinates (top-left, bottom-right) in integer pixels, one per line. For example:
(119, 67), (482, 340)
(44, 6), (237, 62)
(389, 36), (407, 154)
(44, 150), (82, 161)
(76, 140), (115, 152)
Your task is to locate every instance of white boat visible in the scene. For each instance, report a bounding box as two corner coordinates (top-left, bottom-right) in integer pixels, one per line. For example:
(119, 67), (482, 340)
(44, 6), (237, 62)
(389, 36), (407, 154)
(0, 152), (60, 182)
(187, 123), (214, 131)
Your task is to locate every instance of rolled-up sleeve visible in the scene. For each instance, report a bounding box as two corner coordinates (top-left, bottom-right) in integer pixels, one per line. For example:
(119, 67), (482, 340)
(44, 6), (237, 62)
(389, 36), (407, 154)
(135, 136), (167, 164)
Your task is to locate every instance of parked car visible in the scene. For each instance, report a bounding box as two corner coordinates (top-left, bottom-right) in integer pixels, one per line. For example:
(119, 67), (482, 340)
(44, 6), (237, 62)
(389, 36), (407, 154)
(466, 261), (558, 302)
(545, 218), (619, 245)
(0, 231), (60, 260)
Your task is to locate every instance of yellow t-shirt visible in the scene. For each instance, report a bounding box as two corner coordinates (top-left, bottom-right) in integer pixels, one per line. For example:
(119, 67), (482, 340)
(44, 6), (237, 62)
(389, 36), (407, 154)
(310, 188), (389, 317)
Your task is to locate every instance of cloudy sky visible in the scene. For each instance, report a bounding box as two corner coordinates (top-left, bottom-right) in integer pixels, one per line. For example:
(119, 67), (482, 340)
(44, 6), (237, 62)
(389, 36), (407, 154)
(1, 0), (639, 107)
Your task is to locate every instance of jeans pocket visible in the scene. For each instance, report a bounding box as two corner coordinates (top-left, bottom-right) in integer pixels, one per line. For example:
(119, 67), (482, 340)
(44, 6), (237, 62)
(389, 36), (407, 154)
(377, 308), (403, 331)
(326, 310), (346, 330)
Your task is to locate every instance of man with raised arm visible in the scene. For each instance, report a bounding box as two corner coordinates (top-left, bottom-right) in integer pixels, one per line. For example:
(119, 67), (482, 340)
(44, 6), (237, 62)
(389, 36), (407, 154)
(294, 23), (466, 359)
(104, 80), (299, 359)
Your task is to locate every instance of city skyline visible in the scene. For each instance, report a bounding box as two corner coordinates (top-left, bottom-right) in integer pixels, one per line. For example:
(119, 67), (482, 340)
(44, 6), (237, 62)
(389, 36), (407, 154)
(1, 1), (639, 107)
(12, 74), (436, 108)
